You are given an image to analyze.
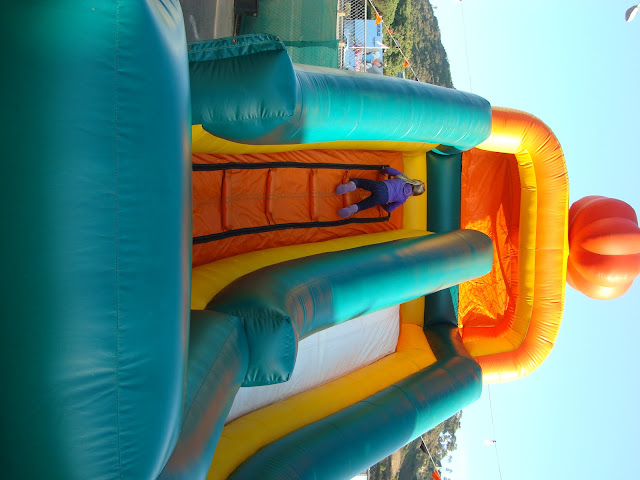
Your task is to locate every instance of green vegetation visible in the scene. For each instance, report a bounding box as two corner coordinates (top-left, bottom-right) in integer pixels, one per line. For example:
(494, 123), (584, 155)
(371, 0), (454, 87)
(368, 411), (461, 480)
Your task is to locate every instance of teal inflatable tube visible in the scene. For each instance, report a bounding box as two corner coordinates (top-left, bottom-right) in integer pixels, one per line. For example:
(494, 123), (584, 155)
(225, 325), (481, 480)
(189, 35), (491, 149)
(160, 311), (248, 480)
(0, 2), (191, 479)
(425, 152), (463, 326)
(207, 230), (493, 386)
(427, 152), (462, 233)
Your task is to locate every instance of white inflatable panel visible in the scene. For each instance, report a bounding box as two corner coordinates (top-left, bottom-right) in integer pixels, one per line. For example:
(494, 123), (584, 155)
(226, 305), (400, 423)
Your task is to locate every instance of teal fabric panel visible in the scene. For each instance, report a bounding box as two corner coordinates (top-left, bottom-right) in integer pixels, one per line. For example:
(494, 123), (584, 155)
(207, 230), (492, 386)
(160, 311), (248, 480)
(188, 35), (301, 144)
(426, 151), (462, 233)
(226, 325), (481, 480)
(424, 288), (459, 326)
(425, 151), (463, 324)
(0, 2), (191, 479)
(189, 35), (491, 149)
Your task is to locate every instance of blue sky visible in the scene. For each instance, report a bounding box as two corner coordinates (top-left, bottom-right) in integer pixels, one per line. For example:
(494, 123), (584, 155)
(430, 1), (640, 479)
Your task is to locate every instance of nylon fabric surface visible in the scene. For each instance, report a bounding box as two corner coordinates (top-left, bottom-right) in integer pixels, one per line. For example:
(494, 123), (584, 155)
(207, 230), (493, 386)
(223, 325), (480, 480)
(225, 306), (400, 423)
(462, 108), (569, 383)
(192, 149), (404, 265)
(424, 152), (462, 326)
(187, 34), (287, 63)
(1, 1), (192, 479)
(160, 312), (248, 480)
(191, 125), (439, 154)
(189, 36), (298, 143)
(459, 149), (521, 330)
(191, 229), (429, 310)
(188, 34), (491, 148)
(206, 322), (437, 480)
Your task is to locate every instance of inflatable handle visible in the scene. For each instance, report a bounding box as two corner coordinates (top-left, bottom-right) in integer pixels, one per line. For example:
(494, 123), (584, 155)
(189, 34), (492, 149)
(160, 311), (248, 480)
(207, 230), (493, 386)
(225, 325), (481, 480)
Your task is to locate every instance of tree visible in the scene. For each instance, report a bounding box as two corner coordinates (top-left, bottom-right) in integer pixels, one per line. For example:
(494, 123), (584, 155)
(367, 0), (454, 86)
(369, 411), (464, 480)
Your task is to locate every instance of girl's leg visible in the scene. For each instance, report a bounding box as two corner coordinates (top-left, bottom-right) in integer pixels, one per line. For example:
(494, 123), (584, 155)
(337, 178), (388, 218)
(351, 178), (388, 212)
(350, 178), (379, 191)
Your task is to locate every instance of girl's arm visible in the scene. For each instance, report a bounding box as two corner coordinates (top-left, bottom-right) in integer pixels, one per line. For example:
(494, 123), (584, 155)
(381, 166), (401, 176)
(382, 202), (401, 213)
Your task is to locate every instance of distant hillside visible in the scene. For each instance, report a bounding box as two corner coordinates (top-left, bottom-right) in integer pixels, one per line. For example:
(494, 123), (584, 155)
(373, 0), (453, 87)
(368, 411), (461, 480)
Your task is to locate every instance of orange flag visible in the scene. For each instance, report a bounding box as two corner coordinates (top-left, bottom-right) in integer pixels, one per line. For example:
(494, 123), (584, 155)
(403, 60), (410, 67)
(375, 12), (382, 24)
(385, 25), (393, 34)
(431, 470), (442, 480)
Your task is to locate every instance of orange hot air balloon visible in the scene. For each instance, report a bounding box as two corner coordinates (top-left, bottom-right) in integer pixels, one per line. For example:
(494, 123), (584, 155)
(567, 195), (640, 299)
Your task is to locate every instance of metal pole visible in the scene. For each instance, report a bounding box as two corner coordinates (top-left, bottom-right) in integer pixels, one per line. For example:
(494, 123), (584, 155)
(363, 0), (367, 71)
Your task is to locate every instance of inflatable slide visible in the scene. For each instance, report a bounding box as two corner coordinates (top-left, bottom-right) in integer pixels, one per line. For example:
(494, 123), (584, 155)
(3, 2), (639, 480)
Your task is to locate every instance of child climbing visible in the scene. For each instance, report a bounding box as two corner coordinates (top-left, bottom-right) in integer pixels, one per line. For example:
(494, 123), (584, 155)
(336, 167), (425, 218)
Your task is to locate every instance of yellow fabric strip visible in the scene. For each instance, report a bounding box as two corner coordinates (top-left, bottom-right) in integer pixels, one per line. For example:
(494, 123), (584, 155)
(400, 297), (425, 327)
(402, 151), (428, 232)
(192, 125), (438, 154)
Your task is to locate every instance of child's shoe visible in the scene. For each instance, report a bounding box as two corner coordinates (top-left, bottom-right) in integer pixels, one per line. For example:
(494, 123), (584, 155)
(336, 181), (356, 195)
(338, 204), (359, 218)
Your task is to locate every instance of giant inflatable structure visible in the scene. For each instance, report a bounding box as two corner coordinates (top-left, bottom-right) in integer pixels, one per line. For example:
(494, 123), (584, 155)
(3, 2), (640, 480)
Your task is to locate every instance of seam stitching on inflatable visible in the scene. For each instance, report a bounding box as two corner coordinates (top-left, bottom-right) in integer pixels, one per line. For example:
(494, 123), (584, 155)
(114, 2), (122, 476)
(189, 41), (282, 55)
(181, 327), (241, 424)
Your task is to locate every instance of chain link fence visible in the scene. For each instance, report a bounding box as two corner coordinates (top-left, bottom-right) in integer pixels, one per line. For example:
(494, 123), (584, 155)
(238, 1), (384, 72)
(337, 1), (385, 74)
(338, 0), (365, 71)
(239, 0), (340, 68)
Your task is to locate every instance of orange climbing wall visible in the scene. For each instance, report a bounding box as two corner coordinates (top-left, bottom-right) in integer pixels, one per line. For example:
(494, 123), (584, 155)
(192, 149), (405, 266)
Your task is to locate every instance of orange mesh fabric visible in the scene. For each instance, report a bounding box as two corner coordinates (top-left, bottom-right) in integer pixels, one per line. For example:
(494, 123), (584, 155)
(192, 149), (405, 265)
(459, 149), (521, 329)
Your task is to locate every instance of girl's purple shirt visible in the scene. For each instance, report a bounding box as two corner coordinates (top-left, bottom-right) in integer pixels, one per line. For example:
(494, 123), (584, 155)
(381, 167), (413, 212)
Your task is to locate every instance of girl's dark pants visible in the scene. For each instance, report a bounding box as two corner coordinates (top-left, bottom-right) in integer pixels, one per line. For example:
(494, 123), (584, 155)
(351, 178), (389, 212)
